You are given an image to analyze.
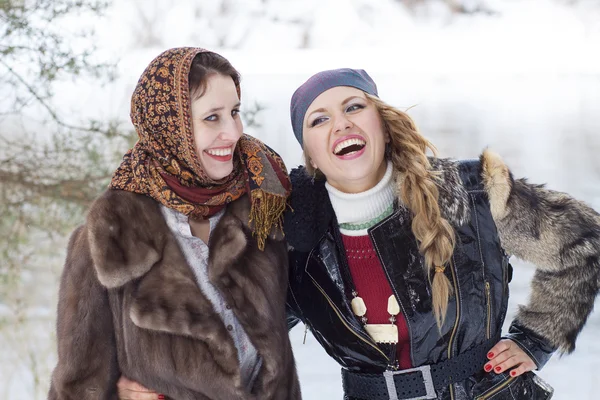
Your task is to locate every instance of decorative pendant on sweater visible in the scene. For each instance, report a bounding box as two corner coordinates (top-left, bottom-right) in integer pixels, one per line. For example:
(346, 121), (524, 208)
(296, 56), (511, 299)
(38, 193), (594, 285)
(351, 292), (401, 344)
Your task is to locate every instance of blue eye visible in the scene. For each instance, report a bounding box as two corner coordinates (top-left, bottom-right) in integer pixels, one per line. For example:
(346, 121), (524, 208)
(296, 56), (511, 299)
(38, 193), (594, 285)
(205, 114), (218, 122)
(310, 116), (328, 127)
(346, 103), (365, 113)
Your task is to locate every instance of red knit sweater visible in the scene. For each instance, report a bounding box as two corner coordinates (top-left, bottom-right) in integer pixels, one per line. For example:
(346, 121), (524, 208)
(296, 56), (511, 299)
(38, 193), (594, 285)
(342, 233), (412, 370)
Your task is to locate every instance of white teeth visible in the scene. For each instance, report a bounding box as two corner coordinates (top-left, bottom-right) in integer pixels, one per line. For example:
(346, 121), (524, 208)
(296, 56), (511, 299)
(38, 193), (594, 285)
(334, 138), (366, 155)
(206, 147), (232, 156)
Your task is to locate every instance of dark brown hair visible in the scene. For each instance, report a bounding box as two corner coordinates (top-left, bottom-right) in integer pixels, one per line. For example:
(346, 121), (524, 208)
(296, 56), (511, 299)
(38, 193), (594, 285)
(188, 52), (241, 99)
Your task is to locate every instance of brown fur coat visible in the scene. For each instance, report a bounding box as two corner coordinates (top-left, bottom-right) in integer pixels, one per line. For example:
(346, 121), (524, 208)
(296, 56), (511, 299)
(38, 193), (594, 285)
(48, 190), (301, 400)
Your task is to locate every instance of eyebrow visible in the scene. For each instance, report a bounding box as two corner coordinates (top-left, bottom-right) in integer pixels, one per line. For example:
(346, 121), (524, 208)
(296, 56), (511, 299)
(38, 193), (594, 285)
(206, 102), (241, 113)
(306, 95), (364, 121)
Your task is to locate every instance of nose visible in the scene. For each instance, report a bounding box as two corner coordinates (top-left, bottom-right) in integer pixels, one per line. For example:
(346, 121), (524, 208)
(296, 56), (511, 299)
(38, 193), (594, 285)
(333, 113), (353, 133)
(219, 115), (243, 142)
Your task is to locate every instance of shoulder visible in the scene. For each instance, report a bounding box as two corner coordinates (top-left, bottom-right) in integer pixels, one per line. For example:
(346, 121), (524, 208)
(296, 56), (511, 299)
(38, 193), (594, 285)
(429, 149), (511, 192)
(426, 156), (477, 226)
(479, 149), (514, 220)
(284, 166), (333, 253)
(433, 149), (513, 220)
(464, 149), (556, 224)
(86, 189), (168, 288)
(434, 149), (513, 221)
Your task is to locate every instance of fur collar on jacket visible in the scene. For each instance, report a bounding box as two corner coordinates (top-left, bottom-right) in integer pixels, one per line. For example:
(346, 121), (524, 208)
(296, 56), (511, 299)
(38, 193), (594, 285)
(284, 156), (473, 252)
(88, 191), (285, 289)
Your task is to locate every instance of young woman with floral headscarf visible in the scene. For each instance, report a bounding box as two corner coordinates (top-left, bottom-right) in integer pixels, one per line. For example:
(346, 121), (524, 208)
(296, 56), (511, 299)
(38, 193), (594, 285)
(48, 48), (301, 400)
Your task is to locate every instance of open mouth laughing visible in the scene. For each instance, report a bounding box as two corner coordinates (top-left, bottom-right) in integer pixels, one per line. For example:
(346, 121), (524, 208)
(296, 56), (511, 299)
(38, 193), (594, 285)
(332, 135), (366, 159)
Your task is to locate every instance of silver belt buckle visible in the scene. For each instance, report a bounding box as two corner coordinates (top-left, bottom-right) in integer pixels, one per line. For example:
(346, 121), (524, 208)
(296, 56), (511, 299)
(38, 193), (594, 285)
(383, 365), (437, 400)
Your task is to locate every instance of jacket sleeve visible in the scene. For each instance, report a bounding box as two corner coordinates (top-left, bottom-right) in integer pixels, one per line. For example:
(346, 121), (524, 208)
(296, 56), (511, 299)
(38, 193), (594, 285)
(48, 226), (119, 400)
(286, 295), (302, 331)
(503, 321), (557, 369)
(286, 248), (304, 331)
(481, 150), (600, 359)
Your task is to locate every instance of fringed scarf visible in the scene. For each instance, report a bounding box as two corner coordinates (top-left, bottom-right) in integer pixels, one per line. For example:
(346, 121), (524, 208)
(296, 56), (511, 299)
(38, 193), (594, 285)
(109, 47), (290, 250)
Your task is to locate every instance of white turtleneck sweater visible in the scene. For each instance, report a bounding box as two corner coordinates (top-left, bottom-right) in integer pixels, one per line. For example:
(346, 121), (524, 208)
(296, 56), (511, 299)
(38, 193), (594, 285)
(325, 161), (395, 236)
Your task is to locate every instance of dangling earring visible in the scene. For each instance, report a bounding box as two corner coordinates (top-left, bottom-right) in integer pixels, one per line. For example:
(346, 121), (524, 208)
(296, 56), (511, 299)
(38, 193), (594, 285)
(311, 168), (318, 184)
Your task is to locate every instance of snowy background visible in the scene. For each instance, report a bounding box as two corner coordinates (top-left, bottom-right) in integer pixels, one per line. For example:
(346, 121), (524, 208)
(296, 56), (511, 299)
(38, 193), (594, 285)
(1, 0), (600, 398)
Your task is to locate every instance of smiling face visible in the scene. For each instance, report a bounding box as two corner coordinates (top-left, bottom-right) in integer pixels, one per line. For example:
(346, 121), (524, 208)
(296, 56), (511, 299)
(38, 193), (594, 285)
(302, 86), (388, 193)
(191, 73), (243, 181)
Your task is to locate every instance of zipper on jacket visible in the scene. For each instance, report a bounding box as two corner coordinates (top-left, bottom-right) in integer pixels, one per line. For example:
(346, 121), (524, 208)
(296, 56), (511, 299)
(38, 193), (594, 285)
(485, 281), (492, 340)
(447, 258), (461, 400)
(368, 212), (414, 369)
(309, 275), (389, 361)
(476, 377), (515, 400)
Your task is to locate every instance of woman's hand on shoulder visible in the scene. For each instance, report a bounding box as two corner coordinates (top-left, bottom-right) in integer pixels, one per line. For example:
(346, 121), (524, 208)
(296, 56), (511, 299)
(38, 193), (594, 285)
(483, 339), (536, 378)
(117, 376), (162, 400)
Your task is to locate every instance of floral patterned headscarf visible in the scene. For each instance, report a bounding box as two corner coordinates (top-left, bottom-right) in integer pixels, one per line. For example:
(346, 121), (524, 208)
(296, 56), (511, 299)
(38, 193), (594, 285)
(110, 47), (290, 249)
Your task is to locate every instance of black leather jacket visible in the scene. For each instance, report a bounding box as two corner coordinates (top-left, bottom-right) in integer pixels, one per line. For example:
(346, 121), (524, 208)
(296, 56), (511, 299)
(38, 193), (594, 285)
(285, 160), (556, 400)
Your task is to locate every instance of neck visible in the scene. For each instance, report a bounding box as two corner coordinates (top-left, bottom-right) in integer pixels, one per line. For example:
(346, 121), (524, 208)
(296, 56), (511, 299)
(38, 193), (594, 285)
(326, 161), (394, 228)
(189, 218), (211, 244)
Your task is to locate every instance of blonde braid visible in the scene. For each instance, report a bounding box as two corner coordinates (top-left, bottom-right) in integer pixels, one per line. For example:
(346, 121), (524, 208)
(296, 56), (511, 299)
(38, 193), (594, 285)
(367, 94), (456, 328)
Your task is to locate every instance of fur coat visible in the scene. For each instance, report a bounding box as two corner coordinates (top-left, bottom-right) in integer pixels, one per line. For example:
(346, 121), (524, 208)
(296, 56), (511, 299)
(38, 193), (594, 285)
(48, 190), (301, 400)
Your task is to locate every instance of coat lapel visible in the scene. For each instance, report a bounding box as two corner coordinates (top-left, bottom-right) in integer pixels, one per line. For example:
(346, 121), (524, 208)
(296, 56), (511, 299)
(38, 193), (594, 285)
(207, 196), (293, 398)
(128, 228), (243, 378)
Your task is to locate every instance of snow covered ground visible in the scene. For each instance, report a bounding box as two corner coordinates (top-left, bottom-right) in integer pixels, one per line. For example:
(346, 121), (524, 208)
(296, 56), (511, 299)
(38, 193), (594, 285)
(2, 0), (600, 398)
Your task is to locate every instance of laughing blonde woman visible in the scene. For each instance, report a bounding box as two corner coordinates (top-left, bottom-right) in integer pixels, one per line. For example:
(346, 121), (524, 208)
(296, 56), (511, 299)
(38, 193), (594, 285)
(284, 68), (600, 400)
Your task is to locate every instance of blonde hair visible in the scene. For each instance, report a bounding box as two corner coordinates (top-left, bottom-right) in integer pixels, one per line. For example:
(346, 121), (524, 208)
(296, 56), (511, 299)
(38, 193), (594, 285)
(303, 94), (456, 328)
(368, 94), (455, 327)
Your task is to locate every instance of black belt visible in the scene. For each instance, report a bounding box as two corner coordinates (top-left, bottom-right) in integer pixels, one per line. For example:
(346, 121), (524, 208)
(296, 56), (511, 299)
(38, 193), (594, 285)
(342, 336), (498, 400)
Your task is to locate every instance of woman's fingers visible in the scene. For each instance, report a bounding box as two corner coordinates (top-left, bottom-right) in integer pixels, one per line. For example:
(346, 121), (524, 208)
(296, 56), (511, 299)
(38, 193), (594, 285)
(486, 339), (510, 360)
(492, 354), (521, 374)
(117, 376), (160, 400)
(507, 362), (535, 378)
(484, 339), (536, 376)
(484, 347), (512, 372)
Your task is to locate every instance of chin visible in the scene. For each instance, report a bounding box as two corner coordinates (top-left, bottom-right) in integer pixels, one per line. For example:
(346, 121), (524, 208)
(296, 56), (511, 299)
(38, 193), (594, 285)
(207, 166), (234, 181)
(343, 169), (374, 182)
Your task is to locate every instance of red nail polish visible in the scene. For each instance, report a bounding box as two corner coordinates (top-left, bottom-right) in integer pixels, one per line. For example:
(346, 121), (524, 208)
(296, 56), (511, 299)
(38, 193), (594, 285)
(510, 371), (516, 377)
(487, 352), (494, 359)
(495, 366), (502, 372)
(484, 364), (492, 372)
(158, 394), (165, 400)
